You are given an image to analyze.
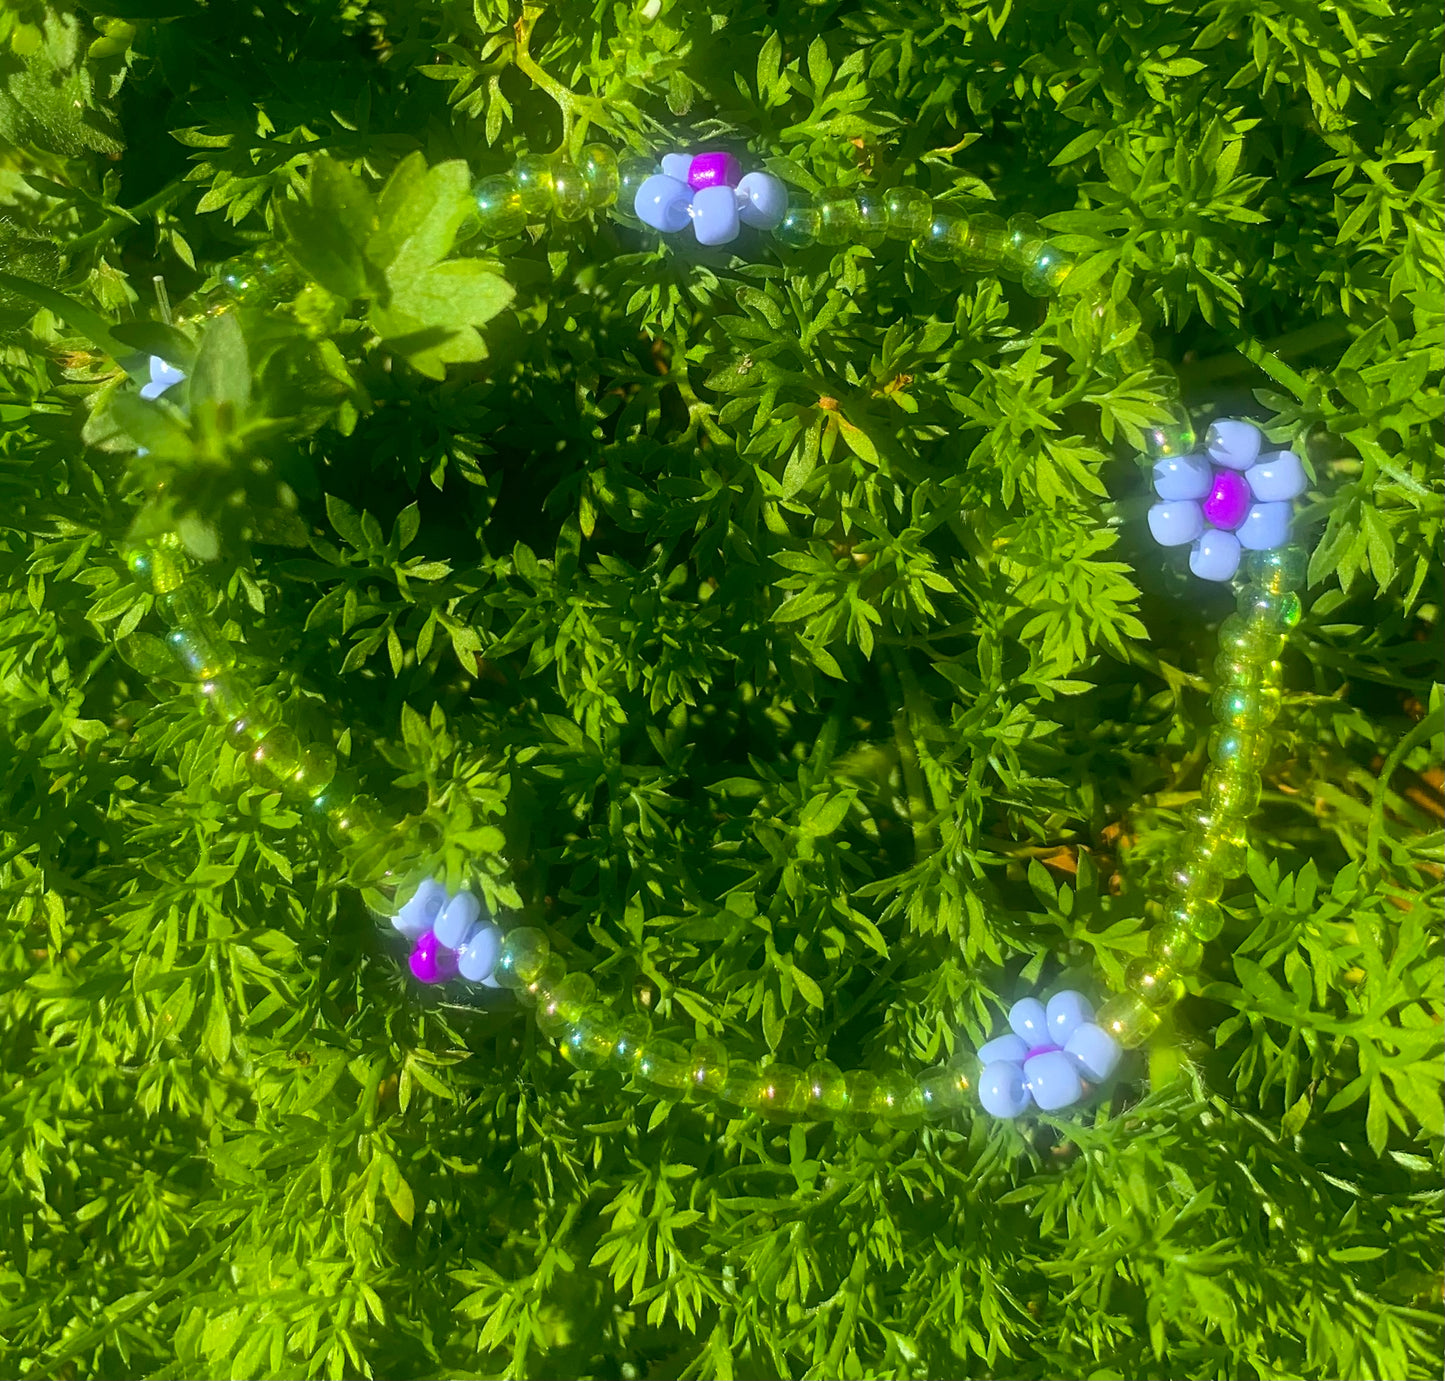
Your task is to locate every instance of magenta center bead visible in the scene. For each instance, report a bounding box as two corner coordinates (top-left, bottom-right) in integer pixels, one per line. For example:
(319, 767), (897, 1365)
(687, 151), (741, 191)
(409, 929), (458, 985)
(1202, 468), (1251, 530)
(1024, 1042), (1062, 1062)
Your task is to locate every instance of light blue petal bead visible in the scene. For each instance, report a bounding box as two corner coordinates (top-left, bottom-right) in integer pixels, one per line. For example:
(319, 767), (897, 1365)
(1023, 1049), (1083, 1111)
(660, 152), (692, 182)
(978, 1033), (1029, 1066)
(1065, 1022), (1121, 1082)
(393, 877), (446, 940)
(457, 924), (501, 982)
(1148, 500), (1205, 548)
(1247, 451), (1306, 502)
(141, 357), (185, 400)
(690, 184), (740, 246)
(1189, 529), (1242, 582)
(979, 1060), (1033, 1118)
(735, 171), (789, 229)
(1045, 990), (1093, 1044)
(634, 174), (692, 232)
(434, 890), (483, 949)
(1236, 501), (1292, 551)
(1152, 452), (1212, 501)
(1205, 418), (1262, 471)
(1007, 997), (1049, 1044)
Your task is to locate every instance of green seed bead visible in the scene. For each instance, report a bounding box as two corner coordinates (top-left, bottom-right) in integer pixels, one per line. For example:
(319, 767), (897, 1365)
(843, 1069), (880, 1115)
(1238, 584), (1302, 630)
(521, 953), (567, 1008)
(614, 156), (660, 223)
(687, 1038), (730, 1096)
(612, 1013), (652, 1069)
(561, 1004), (620, 1070)
(875, 1071), (923, 1119)
(882, 186), (932, 240)
(1212, 652), (1272, 688)
(1126, 959), (1186, 1009)
(512, 154), (555, 215)
(197, 674), (247, 723)
(473, 175), (527, 238)
(578, 143), (619, 207)
(550, 160), (590, 222)
(1219, 613), (1285, 664)
(1021, 245), (1074, 296)
(1096, 991), (1161, 1048)
(917, 1064), (972, 1117)
(537, 972), (596, 1037)
(916, 211), (968, 262)
(1181, 822), (1247, 878)
(1168, 853), (1227, 902)
(1203, 765), (1263, 819)
(1207, 726), (1267, 771)
(803, 1059), (848, 1116)
(774, 197), (819, 248)
(166, 622), (234, 682)
(495, 927), (550, 989)
(853, 191), (889, 246)
(125, 541), (188, 596)
(1003, 213), (1046, 276)
(286, 743), (337, 798)
(1246, 545), (1309, 594)
(637, 1037), (692, 1092)
(956, 212), (1008, 270)
(1147, 922), (1206, 972)
(755, 1063), (807, 1117)
(305, 770), (357, 830)
(247, 726), (302, 788)
(1141, 405), (1197, 461)
(815, 191), (865, 246)
(1211, 684), (1279, 731)
(1166, 895), (1224, 942)
(719, 1061), (763, 1109)
(325, 792), (384, 846)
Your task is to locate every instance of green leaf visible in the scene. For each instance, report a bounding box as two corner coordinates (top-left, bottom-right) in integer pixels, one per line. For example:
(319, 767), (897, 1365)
(188, 312), (251, 415)
(282, 155), (378, 299)
(369, 154), (473, 280)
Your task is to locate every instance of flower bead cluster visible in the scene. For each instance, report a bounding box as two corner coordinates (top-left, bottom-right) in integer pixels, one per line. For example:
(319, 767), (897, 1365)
(391, 878), (503, 986)
(632, 150), (789, 246)
(976, 990), (1122, 1119)
(1148, 418), (1307, 582)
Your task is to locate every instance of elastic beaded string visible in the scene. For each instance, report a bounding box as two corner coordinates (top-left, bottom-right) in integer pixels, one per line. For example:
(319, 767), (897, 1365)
(115, 143), (1311, 1126)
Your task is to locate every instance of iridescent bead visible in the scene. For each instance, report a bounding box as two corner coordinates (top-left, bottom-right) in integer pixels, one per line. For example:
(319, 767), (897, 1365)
(550, 161), (590, 222)
(166, 623), (234, 681)
(1002, 213), (1045, 276)
(1126, 960), (1185, 1009)
(842, 1069), (880, 1116)
(1165, 895), (1224, 942)
(1237, 584), (1302, 630)
(613, 157), (660, 223)
(815, 191), (865, 246)
(956, 212), (1007, 271)
(326, 792), (383, 845)
(636, 1037), (691, 1091)
(1246, 545), (1309, 594)
(125, 541), (187, 595)
(197, 675), (247, 723)
(1147, 921), (1206, 972)
(1167, 854), (1226, 902)
(851, 191), (889, 246)
(915, 211), (968, 262)
(1141, 407), (1197, 461)
(512, 154), (555, 214)
(473, 175), (526, 238)
(612, 1013), (651, 1069)
(561, 1004), (620, 1069)
(1212, 651), (1268, 688)
(536, 972), (596, 1037)
(1207, 726), (1265, 771)
(290, 743), (337, 797)
(1095, 991), (1161, 1048)
(578, 143), (619, 207)
(917, 1064), (971, 1117)
(881, 186), (932, 241)
(494, 927), (549, 989)
(803, 1059), (847, 1116)
(247, 726), (302, 789)
(874, 1071), (923, 1118)
(521, 953), (566, 1008)
(687, 1038), (730, 1096)
(755, 1064), (807, 1117)
(774, 198), (819, 248)
(1211, 684), (1280, 731)
(1218, 612), (1285, 663)
(1203, 765), (1263, 818)
(1022, 245), (1074, 296)
(1180, 822), (1246, 878)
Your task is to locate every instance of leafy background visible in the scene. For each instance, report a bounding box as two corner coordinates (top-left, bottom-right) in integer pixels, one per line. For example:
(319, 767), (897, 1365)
(1, 1), (1442, 1378)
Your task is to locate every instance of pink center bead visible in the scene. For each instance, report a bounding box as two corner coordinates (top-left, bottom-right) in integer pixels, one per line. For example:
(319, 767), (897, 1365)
(1202, 468), (1251, 530)
(409, 929), (458, 985)
(687, 151), (742, 191)
(1024, 1042), (1061, 1062)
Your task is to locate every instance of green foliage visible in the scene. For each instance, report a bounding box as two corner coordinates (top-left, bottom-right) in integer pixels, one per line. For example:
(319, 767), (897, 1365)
(1, 1), (1442, 1379)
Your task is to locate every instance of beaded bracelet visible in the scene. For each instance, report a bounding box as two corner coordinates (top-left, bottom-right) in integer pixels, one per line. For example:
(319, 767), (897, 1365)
(115, 142), (1310, 1126)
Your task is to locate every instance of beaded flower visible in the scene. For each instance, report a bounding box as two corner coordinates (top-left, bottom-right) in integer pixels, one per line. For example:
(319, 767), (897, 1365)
(976, 990), (1121, 1118)
(391, 878), (503, 986)
(1147, 418), (1307, 582)
(632, 150), (789, 247)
